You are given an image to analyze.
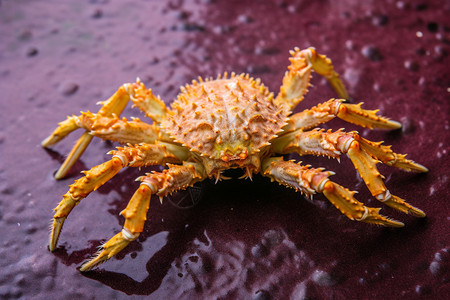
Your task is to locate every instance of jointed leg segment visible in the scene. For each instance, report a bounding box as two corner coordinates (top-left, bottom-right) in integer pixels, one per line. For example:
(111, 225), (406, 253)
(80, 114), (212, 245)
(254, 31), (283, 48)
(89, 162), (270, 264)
(79, 162), (206, 271)
(42, 85), (132, 179)
(49, 143), (187, 252)
(79, 183), (152, 271)
(286, 99), (402, 131)
(271, 128), (427, 219)
(262, 157), (404, 227)
(276, 47), (348, 110)
(42, 79), (168, 179)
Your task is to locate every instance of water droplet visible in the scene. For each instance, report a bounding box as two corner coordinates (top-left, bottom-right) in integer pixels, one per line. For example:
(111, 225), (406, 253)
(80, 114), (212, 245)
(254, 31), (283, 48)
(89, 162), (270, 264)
(404, 60), (419, 71)
(396, 1), (409, 10)
(345, 40), (356, 51)
(25, 224), (37, 235)
(415, 284), (431, 295)
(251, 243), (269, 258)
(253, 289), (271, 300)
(246, 65), (271, 74)
(361, 45), (383, 61)
(58, 81), (79, 96)
(372, 14), (389, 26)
(237, 14), (253, 24)
(400, 117), (416, 134)
(26, 47), (38, 57)
(254, 45), (280, 55)
(175, 10), (190, 20)
(429, 261), (440, 274)
(433, 45), (448, 60)
(88, 8), (103, 19)
(311, 269), (336, 286)
(18, 29), (32, 41)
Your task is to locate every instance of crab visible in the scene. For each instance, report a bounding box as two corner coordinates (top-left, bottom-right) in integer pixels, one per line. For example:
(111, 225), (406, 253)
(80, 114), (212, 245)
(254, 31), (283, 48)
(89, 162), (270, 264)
(42, 47), (428, 271)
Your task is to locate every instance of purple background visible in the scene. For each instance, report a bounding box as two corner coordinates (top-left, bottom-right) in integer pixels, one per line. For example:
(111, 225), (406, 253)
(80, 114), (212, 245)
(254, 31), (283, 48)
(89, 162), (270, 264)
(1, 0), (449, 299)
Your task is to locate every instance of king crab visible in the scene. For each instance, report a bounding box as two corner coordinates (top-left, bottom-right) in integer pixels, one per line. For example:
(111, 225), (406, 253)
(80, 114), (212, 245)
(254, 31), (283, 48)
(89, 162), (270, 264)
(43, 47), (428, 271)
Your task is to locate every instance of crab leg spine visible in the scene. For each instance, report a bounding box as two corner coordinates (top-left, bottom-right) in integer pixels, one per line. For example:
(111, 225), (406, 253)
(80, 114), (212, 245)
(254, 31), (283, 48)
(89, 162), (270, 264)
(276, 47), (348, 111)
(80, 163), (205, 271)
(302, 47), (349, 100)
(335, 101), (402, 130)
(49, 156), (125, 251)
(43, 85), (132, 179)
(346, 140), (426, 217)
(321, 181), (404, 227)
(262, 158), (404, 227)
(286, 99), (402, 132)
(125, 78), (168, 123)
(49, 144), (184, 251)
(41, 116), (79, 147)
(79, 183), (152, 272)
(73, 112), (160, 144)
(43, 79), (170, 179)
(271, 129), (427, 218)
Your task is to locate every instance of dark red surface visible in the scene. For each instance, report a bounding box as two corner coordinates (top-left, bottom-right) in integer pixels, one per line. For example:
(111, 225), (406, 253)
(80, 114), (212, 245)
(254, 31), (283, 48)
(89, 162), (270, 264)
(1, 0), (449, 299)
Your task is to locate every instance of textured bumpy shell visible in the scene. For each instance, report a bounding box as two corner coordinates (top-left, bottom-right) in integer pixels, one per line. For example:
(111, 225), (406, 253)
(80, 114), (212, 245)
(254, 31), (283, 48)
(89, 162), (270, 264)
(162, 73), (288, 159)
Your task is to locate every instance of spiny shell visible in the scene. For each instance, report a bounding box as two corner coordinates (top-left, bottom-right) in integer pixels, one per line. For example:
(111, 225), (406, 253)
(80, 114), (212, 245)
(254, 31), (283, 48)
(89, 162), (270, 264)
(162, 73), (287, 159)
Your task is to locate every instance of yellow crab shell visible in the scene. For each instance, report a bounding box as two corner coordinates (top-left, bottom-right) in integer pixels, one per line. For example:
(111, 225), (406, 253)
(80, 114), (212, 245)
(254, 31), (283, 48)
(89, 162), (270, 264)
(162, 73), (287, 176)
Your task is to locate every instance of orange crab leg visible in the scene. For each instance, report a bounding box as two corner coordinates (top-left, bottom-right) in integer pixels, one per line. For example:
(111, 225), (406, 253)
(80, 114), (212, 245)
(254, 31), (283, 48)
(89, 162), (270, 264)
(276, 47), (348, 111)
(79, 183), (153, 272)
(42, 85), (131, 179)
(346, 140), (426, 217)
(271, 129), (427, 218)
(49, 143), (188, 252)
(68, 112), (160, 144)
(42, 79), (168, 179)
(79, 162), (206, 271)
(262, 157), (404, 227)
(285, 99), (402, 131)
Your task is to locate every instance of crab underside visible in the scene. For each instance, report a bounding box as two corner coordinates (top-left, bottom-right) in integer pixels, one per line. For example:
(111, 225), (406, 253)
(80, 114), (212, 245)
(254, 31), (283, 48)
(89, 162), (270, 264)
(42, 47), (428, 271)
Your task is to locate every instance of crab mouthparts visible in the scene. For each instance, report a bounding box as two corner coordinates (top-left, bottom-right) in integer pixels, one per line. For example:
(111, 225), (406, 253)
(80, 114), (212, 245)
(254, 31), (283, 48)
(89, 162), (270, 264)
(220, 150), (248, 162)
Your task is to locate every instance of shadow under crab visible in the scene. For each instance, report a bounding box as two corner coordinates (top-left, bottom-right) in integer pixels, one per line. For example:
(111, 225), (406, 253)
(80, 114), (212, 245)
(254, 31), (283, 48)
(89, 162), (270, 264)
(42, 47), (428, 271)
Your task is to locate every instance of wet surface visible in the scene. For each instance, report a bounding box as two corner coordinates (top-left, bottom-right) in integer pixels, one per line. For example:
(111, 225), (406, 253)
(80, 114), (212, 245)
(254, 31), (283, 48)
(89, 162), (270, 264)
(1, 0), (449, 299)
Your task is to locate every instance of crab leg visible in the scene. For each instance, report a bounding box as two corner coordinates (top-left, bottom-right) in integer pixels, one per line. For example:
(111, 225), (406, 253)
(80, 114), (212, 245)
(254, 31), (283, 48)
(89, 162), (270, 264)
(80, 162), (206, 271)
(271, 129), (427, 217)
(42, 79), (168, 179)
(262, 157), (404, 227)
(125, 78), (168, 123)
(276, 47), (348, 111)
(42, 85), (131, 179)
(285, 99), (402, 131)
(55, 112), (160, 144)
(49, 143), (188, 252)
